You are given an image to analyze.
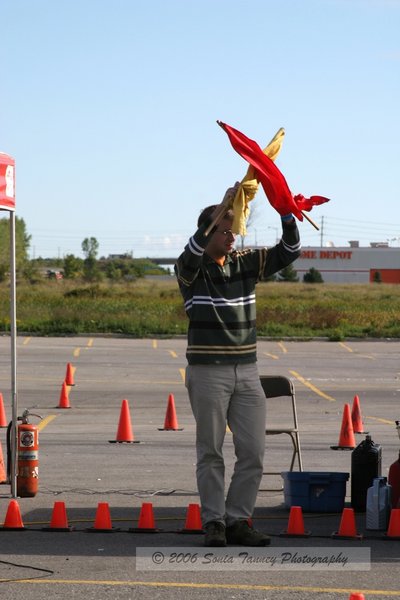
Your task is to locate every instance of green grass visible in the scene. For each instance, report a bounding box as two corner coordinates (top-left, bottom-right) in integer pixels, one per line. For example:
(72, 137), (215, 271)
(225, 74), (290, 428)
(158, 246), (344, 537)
(1, 279), (400, 338)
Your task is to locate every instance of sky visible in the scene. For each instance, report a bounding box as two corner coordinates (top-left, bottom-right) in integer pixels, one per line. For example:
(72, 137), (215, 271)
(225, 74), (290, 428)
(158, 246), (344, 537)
(1, 0), (400, 259)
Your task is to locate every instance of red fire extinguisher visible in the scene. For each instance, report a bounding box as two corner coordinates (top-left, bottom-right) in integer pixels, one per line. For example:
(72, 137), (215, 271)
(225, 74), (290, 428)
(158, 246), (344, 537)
(388, 451), (400, 508)
(16, 410), (42, 498)
(388, 420), (400, 508)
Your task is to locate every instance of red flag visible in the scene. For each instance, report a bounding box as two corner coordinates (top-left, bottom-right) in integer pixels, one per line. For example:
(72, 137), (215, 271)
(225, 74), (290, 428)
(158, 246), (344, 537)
(0, 153), (15, 211)
(218, 121), (329, 220)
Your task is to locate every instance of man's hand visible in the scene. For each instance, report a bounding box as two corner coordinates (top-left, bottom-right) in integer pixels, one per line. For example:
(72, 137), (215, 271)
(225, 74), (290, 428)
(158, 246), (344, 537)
(221, 181), (240, 208)
(209, 182), (240, 224)
(205, 182), (241, 236)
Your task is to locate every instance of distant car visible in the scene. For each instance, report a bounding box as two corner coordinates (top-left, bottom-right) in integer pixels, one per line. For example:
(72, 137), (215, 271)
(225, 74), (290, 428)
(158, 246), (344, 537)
(46, 269), (63, 280)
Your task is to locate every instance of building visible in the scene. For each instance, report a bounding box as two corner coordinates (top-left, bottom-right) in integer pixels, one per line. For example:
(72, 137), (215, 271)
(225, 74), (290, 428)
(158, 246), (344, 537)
(294, 241), (400, 283)
(150, 241), (400, 284)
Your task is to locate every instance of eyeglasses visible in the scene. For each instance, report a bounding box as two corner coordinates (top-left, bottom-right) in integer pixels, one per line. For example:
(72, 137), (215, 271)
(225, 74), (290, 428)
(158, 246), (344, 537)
(216, 229), (236, 237)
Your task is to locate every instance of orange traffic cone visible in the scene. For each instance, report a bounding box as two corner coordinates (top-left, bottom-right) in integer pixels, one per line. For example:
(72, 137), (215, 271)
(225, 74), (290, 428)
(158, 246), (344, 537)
(109, 399), (140, 443)
(65, 362), (75, 386)
(87, 502), (116, 532)
(0, 392), (7, 427)
(351, 395), (367, 434)
(57, 381), (71, 409)
(158, 393), (183, 431)
(43, 501), (72, 532)
(348, 594), (366, 600)
(280, 506), (311, 537)
(1, 499), (25, 530)
(179, 503), (203, 533)
(0, 440), (7, 484)
(383, 508), (400, 540)
(129, 502), (159, 533)
(331, 403), (356, 450)
(332, 507), (362, 539)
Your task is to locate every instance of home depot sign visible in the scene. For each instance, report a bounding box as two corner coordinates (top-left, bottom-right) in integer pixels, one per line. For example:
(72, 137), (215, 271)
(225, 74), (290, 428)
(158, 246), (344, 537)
(301, 250), (353, 260)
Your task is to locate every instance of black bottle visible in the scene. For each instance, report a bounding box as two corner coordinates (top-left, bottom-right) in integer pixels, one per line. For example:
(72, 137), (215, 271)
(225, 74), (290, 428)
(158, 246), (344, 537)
(351, 435), (382, 512)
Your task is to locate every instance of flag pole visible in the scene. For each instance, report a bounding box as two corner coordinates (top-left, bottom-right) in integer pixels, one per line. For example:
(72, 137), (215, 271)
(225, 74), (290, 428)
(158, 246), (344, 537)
(204, 204), (228, 236)
(0, 153), (17, 497)
(301, 210), (319, 230)
(9, 210), (18, 498)
(203, 120), (235, 234)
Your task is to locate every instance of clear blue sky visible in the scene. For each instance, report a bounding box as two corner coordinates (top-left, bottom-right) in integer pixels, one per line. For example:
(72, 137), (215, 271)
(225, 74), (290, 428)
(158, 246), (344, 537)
(1, 0), (399, 259)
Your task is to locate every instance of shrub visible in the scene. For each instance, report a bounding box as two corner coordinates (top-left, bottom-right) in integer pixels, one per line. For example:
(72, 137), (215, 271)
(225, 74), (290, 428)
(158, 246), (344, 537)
(303, 268), (324, 283)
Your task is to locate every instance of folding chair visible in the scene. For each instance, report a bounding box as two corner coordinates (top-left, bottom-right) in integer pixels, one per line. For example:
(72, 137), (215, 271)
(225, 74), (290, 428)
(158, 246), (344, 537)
(260, 375), (303, 489)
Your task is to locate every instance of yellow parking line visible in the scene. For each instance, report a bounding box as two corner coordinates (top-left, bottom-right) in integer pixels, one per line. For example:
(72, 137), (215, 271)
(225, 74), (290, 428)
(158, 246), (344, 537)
(73, 347), (81, 357)
(37, 415), (57, 431)
(168, 350), (178, 358)
(366, 415), (394, 426)
(277, 341), (287, 354)
(338, 342), (374, 360)
(8, 377), (182, 386)
(264, 352), (279, 360)
(289, 370), (336, 402)
(4, 580), (400, 596)
(339, 341), (353, 352)
(87, 338), (93, 348)
(179, 368), (185, 383)
(152, 339), (158, 349)
(22, 337), (31, 345)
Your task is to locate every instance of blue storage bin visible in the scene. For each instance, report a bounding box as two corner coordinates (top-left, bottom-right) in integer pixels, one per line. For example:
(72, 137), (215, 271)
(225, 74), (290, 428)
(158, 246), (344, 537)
(281, 471), (349, 512)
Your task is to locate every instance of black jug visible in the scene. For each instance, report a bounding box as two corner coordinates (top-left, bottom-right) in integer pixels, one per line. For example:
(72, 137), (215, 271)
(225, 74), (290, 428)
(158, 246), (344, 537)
(351, 434), (382, 512)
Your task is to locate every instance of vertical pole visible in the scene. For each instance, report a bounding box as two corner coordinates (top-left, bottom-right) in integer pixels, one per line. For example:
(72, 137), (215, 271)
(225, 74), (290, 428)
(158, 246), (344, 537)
(9, 211), (18, 498)
(320, 216), (324, 247)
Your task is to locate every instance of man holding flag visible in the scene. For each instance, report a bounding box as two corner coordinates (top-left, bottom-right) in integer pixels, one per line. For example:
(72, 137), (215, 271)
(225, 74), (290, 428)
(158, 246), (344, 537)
(175, 184), (301, 547)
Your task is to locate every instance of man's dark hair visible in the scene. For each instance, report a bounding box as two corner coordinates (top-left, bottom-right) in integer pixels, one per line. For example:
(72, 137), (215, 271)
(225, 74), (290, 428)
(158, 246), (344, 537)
(197, 205), (218, 228)
(197, 205), (233, 228)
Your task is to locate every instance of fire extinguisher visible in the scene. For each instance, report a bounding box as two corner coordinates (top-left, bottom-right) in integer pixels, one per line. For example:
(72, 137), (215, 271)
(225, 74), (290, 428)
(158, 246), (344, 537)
(7, 409), (42, 498)
(388, 420), (400, 508)
(388, 451), (400, 508)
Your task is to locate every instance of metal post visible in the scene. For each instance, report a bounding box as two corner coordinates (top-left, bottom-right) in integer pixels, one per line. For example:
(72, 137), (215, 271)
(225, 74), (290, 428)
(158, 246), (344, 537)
(9, 210), (18, 497)
(320, 216), (324, 247)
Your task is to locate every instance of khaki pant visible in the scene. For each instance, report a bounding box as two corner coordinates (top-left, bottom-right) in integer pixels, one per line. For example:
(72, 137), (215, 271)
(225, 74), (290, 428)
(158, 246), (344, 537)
(185, 363), (266, 526)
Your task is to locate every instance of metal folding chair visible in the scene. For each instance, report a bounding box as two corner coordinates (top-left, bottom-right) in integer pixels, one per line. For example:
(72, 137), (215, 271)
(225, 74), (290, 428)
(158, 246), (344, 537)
(260, 375), (303, 489)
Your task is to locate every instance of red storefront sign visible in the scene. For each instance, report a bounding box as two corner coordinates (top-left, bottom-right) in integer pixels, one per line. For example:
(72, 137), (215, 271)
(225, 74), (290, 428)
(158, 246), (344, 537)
(0, 153), (15, 211)
(301, 250), (353, 260)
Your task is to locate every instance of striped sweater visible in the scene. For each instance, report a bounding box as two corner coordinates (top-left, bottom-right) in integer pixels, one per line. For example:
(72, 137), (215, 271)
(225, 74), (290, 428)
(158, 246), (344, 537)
(175, 218), (301, 365)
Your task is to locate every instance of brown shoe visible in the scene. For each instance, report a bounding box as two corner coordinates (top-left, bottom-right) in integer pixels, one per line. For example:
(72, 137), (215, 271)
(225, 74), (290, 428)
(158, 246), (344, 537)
(204, 521), (226, 547)
(226, 520), (271, 546)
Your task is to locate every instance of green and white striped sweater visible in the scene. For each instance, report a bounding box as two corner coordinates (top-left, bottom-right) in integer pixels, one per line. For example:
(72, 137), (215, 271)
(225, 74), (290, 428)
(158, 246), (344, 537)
(175, 218), (301, 365)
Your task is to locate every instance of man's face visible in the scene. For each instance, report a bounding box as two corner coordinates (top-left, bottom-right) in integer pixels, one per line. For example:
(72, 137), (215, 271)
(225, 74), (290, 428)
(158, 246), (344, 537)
(206, 216), (236, 258)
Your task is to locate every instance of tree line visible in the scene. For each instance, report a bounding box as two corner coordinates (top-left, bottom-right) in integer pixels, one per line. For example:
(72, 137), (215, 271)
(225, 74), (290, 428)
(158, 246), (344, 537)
(0, 217), (325, 283)
(0, 218), (168, 283)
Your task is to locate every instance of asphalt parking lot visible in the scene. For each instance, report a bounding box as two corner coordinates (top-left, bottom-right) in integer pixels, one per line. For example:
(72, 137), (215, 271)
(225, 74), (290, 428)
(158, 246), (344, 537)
(0, 336), (399, 599)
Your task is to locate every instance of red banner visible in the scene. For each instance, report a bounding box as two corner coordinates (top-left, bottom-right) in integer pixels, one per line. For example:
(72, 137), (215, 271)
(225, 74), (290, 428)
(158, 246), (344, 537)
(0, 152), (15, 211)
(218, 121), (329, 220)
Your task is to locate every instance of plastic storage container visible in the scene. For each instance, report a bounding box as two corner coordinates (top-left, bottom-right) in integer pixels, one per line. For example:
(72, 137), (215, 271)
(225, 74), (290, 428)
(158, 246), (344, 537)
(351, 435), (382, 513)
(366, 477), (392, 530)
(281, 471), (349, 512)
